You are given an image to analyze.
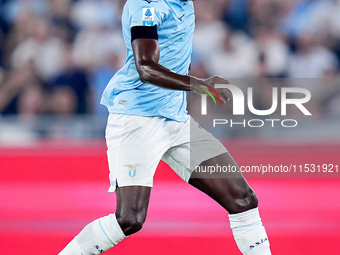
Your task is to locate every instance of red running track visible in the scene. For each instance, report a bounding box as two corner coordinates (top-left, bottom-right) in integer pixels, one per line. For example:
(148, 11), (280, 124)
(0, 140), (339, 254)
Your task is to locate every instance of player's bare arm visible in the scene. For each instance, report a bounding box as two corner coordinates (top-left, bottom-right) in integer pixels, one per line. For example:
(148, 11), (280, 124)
(132, 30), (229, 103)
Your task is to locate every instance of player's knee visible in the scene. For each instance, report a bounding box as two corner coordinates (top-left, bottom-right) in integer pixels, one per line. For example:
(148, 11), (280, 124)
(116, 213), (145, 236)
(230, 188), (258, 214)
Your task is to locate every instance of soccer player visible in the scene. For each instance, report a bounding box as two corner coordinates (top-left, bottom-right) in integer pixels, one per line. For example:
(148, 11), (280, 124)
(59, 0), (271, 254)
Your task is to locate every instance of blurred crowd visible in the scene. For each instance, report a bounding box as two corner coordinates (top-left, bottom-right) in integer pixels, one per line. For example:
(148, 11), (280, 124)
(0, 0), (340, 118)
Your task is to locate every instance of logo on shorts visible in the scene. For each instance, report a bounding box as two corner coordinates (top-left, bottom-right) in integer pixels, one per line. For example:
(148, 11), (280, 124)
(124, 164), (141, 177)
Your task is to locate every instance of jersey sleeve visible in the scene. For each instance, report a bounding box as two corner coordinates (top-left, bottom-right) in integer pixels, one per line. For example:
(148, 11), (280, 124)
(127, 1), (169, 28)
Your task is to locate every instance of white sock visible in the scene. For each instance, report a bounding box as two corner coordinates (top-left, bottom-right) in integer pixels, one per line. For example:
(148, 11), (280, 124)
(59, 213), (126, 255)
(229, 208), (271, 255)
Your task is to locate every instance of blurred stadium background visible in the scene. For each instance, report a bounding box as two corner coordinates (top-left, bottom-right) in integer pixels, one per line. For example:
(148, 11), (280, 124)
(0, 0), (340, 254)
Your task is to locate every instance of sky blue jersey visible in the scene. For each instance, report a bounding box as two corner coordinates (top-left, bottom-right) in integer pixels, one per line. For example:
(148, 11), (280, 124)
(100, 0), (195, 122)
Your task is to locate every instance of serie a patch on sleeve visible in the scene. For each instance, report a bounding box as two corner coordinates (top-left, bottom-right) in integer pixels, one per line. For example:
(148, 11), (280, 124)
(142, 8), (155, 26)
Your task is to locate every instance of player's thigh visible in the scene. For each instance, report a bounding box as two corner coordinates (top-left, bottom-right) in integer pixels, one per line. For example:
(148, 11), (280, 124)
(162, 117), (227, 182)
(189, 152), (258, 214)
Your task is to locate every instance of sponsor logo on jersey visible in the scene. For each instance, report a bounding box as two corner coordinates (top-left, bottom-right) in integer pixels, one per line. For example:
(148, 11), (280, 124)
(143, 8), (155, 26)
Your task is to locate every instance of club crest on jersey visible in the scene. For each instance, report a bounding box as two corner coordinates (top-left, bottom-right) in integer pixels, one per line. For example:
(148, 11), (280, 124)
(124, 164), (141, 177)
(143, 8), (155, 26)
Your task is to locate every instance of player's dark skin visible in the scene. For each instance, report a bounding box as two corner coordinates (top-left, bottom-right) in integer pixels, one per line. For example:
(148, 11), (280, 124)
(115, 38), (258, 236)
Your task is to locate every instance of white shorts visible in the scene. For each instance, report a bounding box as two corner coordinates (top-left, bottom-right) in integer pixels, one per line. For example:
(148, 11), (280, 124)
(105, 114), (227, 192)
